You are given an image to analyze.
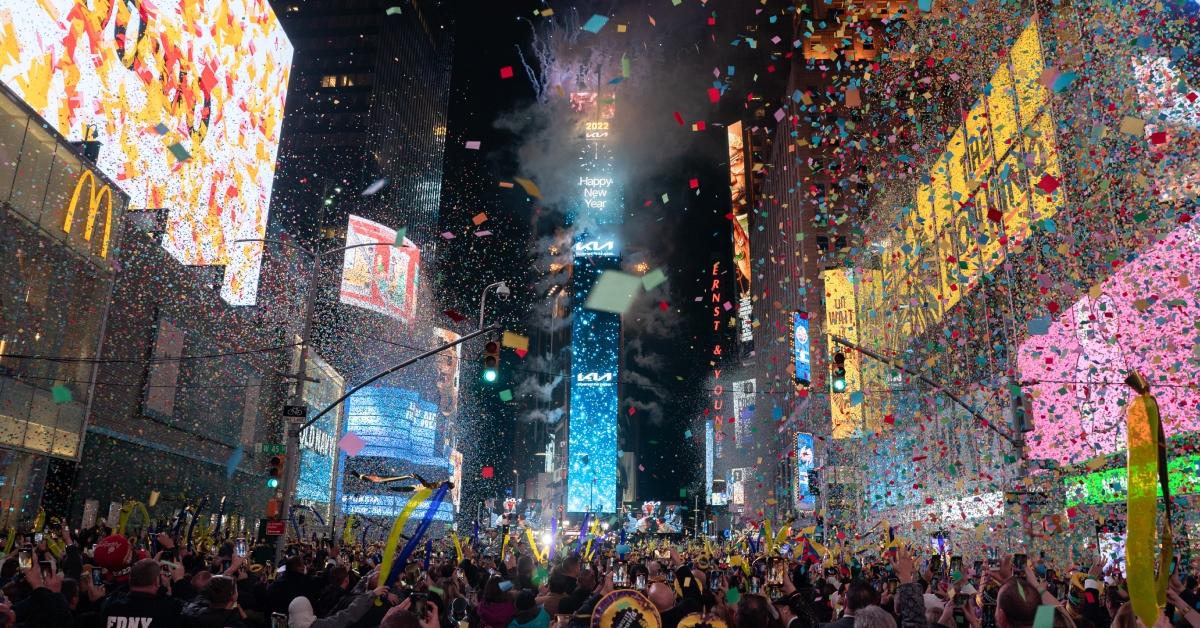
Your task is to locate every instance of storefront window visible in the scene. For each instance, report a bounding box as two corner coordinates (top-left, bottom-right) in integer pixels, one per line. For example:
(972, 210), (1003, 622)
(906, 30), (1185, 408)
(0, 96), (27, 203)
(8, 122), (55, 223)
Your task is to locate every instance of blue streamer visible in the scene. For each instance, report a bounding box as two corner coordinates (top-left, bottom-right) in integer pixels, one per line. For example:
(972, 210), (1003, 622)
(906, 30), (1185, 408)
(386, 485), (450, 587)
(575, 513), (590, 555)
(423, 537), (433, 571)
(186, 496), (209, 551)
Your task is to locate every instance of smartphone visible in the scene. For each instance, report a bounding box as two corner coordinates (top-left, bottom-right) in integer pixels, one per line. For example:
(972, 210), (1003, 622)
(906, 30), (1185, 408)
(271, 612), (288, 628)
(636, 573), (647, 590)
(709, 571), (722, 592)
(1012, 554), (1027, 572)
(973, 560), (983, 577)
(235, 538), (247, 557)
(665, 569), (674, 585)
(950, 555), (964, 579)
(92, 568), (103, 587)
(953, 596), (968, 628)
(887, 578), (899, 594)
(614, 564), (627, 587)
(930, 554), (943, 577)
(749, 576), (762, 594)
(411, 592), (428, 619)
(17, 548), (32, 571)
(33, 533), (43, 544)
(768, 557), (786, 586)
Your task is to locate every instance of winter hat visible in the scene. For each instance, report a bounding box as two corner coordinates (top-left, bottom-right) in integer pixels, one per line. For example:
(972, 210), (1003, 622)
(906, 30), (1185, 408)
(94, 535), (132, 571)
(288, 596), (317, 628)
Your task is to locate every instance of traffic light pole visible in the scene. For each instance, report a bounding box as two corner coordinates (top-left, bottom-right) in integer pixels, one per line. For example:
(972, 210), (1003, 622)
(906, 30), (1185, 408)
(828, 335), (1020, 447)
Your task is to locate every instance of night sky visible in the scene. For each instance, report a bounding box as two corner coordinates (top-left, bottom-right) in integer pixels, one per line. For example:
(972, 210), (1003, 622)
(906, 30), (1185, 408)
(436, 0), (793, 503)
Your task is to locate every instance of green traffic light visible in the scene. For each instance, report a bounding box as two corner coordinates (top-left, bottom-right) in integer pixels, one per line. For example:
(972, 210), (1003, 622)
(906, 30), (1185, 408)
(483, 369), (498, 383)
(267, 478), (279, 488)
(832, 379), (847, 393)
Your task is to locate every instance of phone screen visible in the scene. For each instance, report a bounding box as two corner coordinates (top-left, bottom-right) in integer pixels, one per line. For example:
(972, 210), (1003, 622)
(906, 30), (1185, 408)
(236, 538), (247, 557)
(92, 568), (103, 587)
(33, 533), (43, 544)
(1012, 554), (1027, 572)
(950, 556), (964, 579)
(17, 549), (32, 571)
(930, 555), (943, 576)
(709, 571), (722, 592)
(768, 558), (785, 585)
(271, 613), (288, 628)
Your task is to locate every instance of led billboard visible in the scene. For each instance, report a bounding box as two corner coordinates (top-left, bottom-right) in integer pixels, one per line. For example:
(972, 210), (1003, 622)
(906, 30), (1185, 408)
(296, 350), (344, 515)
(340, 215), (420, 322)
(881, 20), (1062, 343)
(1064, 454), (1200, 507)
(342, 387), (444, 465)
(729, 121), (753, 350)
(1018, 222), (1200, 465)
(341, 491), (454, 521)
(0, 0), (293, 305)
(792, 313), (811, 384)
(567, 259), (620, 514)
(731, 379), (755, 443)
(796, 433), (816, 511)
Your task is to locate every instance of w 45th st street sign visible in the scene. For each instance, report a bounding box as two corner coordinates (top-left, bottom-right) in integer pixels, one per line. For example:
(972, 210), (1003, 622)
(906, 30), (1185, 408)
(259, 443), (286, 455)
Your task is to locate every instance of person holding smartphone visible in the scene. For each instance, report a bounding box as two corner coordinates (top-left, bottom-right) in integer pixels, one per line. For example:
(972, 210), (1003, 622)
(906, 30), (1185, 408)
(100, 558), (185, 627)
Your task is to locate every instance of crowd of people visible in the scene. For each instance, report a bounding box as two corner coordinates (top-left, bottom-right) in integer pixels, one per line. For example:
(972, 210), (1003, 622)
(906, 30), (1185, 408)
(0, 517), (1196, 628)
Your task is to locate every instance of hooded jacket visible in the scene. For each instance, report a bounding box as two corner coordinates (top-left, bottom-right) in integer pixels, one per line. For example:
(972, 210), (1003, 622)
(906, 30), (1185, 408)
(288, 591), (374, 628)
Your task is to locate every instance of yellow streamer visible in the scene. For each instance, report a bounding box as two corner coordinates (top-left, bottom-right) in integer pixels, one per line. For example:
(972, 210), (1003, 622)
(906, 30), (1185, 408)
(116, 501), (150, 536)
(377, 488), (432, 604)
(501, 531), (510, 562)
(450, 532), (463, 563)
(343, 515), (356, 546)
(763, 521), (774, 555)
(524, 528), (546, 564)
(1125, 383), (1173, 628)
(3, 529), (14, 555)
(32, 509), (45, 532)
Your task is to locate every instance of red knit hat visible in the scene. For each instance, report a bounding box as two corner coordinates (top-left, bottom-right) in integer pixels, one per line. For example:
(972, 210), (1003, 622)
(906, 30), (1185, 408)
(94, 535), (132, 571)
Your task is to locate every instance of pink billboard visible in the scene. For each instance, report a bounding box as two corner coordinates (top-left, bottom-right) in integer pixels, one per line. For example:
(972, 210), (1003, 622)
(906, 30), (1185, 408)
(1018, 222), (1200, 465)
(339, 215), (420, 322)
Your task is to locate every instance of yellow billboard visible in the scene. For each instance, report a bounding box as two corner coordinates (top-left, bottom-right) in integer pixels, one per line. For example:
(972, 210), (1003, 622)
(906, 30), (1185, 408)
(0, 0), (293, 305)
(823, 268), (864, 439)
(883, 19), (1063, 344)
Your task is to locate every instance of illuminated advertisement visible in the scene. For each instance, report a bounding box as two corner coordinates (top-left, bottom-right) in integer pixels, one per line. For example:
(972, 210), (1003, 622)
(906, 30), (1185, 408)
(731, 380), (755, 443)
(566, 85), (621, 514)
(792, 313), (811, 384)
(342, 387), (443, 465)
(705, 420), (718, 505)
(1132, 54), (1199, 201)
(567, 259), (620, 513)
(1018, 222), (1200, 465)
(822, 268), (864, 439)
(0, 0), (293, 305)
(432, 328), (461, 419)
(296, 350), (344, 515)
(1063, 454), (1200, 507)
(728, 121), (753, 349)
(449, 449), (463, 508)
(341, 491), (453, 521)
(881, 20), (1062, 344)
(340, 215), (420, 322)
(796, 433), (816, 511)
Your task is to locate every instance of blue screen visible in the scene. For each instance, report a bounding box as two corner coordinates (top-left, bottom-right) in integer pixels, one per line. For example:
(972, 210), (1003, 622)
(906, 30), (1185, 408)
(341, 491), (454, 521)
(297, 449), (332, 502)
(796, 432), (816, 511)
(567, 259), (620, 513)
(336, 387), (451, 517)
(793, 313), (811, 384)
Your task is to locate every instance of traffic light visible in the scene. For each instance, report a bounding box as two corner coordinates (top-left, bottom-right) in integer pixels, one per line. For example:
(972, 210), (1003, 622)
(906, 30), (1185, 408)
(267, 455), (284, 489)
(482, 340), (500, 383)
(830, 351), (847, 393)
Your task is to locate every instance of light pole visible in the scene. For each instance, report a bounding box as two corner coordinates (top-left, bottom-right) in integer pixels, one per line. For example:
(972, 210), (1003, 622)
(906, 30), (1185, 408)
(479, 281), (511, 329)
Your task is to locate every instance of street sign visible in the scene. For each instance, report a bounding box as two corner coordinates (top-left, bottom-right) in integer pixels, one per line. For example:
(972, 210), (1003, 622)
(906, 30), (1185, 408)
(283, 405), (307, 419)
(259, 443), (286, 455)
(265, 520), (286, 536)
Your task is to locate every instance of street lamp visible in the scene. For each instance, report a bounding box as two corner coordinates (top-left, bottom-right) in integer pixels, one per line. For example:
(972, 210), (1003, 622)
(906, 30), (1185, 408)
(479, 281), (510, 329)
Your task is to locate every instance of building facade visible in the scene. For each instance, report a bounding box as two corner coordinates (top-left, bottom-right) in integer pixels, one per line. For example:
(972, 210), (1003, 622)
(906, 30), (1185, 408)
(0, 83), (131, 528)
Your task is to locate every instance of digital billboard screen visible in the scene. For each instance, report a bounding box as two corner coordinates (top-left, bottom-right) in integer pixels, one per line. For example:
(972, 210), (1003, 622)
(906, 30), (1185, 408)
(342, 387), (443, 465)
(792, 313), (811, 384)
(340, 489), (454, 522)
(796, 433), (816, 511)
(0, 0), (293, 305)
(1018, 222), (1200, 465)
(567, 259), (619, 513)
(340, 215), (420, 322)
(296, 351), (343, 511)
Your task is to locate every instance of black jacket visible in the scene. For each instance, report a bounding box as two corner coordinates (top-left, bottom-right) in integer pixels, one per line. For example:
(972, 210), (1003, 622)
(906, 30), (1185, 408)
(101, 590), (184, 628)
(13, 587), (73, 628)
(181, 599), (248, 628)
(265, 572), (316, 616)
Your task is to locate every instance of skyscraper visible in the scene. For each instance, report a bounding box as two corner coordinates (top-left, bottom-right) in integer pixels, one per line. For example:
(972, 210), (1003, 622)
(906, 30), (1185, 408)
(270, 0), (452, 245)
